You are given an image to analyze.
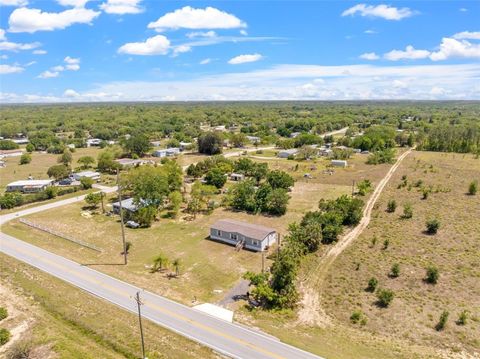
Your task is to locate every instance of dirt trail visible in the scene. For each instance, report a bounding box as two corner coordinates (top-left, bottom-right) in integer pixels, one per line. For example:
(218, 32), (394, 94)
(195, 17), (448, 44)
(297, 148), (413, 326)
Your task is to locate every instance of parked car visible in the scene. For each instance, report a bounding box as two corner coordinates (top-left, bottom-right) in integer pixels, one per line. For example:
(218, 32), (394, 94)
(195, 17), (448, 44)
(58, 178), (73, 185)
(126, 220), (140, 229)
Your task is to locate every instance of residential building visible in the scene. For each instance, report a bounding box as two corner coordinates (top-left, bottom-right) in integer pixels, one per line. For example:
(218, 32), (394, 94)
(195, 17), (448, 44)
(331, 160), (348, 168)
(115, 158), (149, 168)
(179, 142), (192, 151)
(230, 173), (245, 181)
(0, 149), (23, 158)
(277, 149), (298, 158)
(112, 198), (138, 215)
(6, 179), (54, 193)
(72, 171), (101, 181)
(86, 138), (102, 147)
(210, 219), (277, 252)
(152, 147), (180, 157)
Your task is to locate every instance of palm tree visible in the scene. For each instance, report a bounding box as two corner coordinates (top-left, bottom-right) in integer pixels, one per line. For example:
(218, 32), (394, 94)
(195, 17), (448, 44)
(151, 253), (169, 273)
(172, 258), (181, 276)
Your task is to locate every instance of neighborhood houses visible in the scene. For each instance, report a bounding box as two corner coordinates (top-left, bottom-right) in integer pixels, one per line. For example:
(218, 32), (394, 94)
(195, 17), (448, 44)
(6, 179), (54, 193)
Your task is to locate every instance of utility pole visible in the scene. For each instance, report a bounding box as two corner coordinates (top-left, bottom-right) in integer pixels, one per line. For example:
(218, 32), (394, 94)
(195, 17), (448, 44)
(100, 191), (105, 214)
(116, 170), (127, 265)
(352, 180), (356, 196)
(134, 291), (146, 359)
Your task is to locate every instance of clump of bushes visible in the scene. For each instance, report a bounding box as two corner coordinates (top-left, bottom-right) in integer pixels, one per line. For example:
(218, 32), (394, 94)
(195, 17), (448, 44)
(386, 199), (396, 213)
(436, 310), (449, 331)
(0, 307), (7, 321)
(457, 310), (468, 325)
(376, 288), (394, 307)
(425, 266), (439, 284)
(402, 203), (413, 219)
(367, 277), (378, 292)
(468, 180), (477, 195)
(426, 218), (440, 234)
(0, 328), (11, 346)
(390, 263), (400, 278)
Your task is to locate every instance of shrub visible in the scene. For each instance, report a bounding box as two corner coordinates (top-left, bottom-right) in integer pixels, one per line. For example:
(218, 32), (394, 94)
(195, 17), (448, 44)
(376, 289), (394, 307)
(390, 263), (400, 278)
(367, 277), (378, 292)
(19, 153), (31, 165)
(0, 307), (7, 321)
(426, 266), (439, 284)
(80, 176), (94, 189)
(436, 310), (449, 331)
(350, 310), (362, 324)
(426, 218), (440, 234)
(0, 328), (11, 345)
(5, 338), (33, 359)
(457, 310), (468, 325)
(357, 179), (372, 196)
(44, 186), (58, 199)
(0, 192), (24, 209)
(468, 180), (477, 195)
(386, 199), (396, 213)
(383, 239), (389, 250)
(402, 203), (413, 219)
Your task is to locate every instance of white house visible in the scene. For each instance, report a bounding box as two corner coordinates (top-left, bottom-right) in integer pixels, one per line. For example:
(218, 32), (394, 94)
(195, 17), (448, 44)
(86, 138), (102, 147)
(0, 149), (23, 158)
(246, 136), (260, 144)
(277, 149), (299, 158)
(331, 160), (348, 168)
(72, 171), (101, 181)
(6, 179), (54, 193)
(210, 219), (277, 252)
(179, 142), (192, 151)
(115, 158), (149, 168)
(152, 147), (180, 157)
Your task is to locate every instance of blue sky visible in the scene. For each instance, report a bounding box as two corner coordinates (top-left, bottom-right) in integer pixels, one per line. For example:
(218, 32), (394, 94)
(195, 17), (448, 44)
(0, 0), (479, 102)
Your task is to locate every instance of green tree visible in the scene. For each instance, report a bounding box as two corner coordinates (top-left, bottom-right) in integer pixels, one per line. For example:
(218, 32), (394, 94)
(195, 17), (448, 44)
(0, 140), (19, 150)
(231, 133), (247, 148)
(80, 177), (94, 189)
(228, 179), (257, 212)
(198, 132), (223, 155)
(78, 155), (95, 169)
(97, 150), (119, 173)
(47, 164), (69, 180)
(265, 188), (290, 216)
(205, 167), (227, 189)
(26, 143), (35, 152)
(357, 179), (372, 196)
(168, 191), (182, 218)
(134, 206), (157, 227)
(85, 192), (102, 208)
(127, 166), (170, 209)
(0, 192), (24, 209)
(19, 153), (31, 165)
(58, 149), (73, 166)
(266, 170), (294, 190)
(122, 133), (152, 157)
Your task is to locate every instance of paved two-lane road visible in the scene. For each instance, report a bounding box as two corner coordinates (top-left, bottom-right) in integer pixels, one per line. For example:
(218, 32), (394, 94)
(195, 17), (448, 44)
(0, 183), (322, 358)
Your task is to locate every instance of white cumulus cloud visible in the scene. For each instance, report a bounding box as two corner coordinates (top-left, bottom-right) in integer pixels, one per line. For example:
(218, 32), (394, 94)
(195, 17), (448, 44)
(429, 37), (480, 61)
(8, 7), (100, 33)
(64, 89), (80, 97)
(118, 35), (170, 55)
(0, 64), (24, 74)
(186, 30), (217, 39)
(33, 49), (47, 55)
(384, 45), (430, 60)
(0, 29), (5, 41)
(100, 0), (143, 15)
(38, 70), (59, 78)
(228, 53), (263, 65)
(342, 4), (414, 20)
(200, 58), (211, 65)
(0, 40), (41, 52)
(452, 31), (480, 40)
(359, 52), (379, 60)
(148, 6), (246, 32)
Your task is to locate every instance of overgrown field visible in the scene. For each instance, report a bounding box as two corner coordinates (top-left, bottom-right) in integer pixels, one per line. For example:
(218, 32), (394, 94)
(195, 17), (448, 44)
(321, 151), (480, 354)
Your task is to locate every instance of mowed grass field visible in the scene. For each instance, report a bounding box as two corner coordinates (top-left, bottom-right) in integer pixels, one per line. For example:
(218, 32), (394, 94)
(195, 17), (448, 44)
(321, 151), (480, 355)
(0, 254), (215, 359)
(2, 152), (389, 307)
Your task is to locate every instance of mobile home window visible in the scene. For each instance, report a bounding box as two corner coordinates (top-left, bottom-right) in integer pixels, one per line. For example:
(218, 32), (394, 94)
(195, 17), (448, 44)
(217, 230), (221, 236)
(230, 233), (238, 240)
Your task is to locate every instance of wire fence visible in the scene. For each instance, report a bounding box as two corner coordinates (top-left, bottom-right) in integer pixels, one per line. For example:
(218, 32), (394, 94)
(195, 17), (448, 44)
(19, 218), (102, 252)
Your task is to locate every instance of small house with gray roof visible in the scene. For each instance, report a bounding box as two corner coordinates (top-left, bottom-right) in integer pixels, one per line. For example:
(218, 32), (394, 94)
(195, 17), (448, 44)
(209, 219), (277, 252)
